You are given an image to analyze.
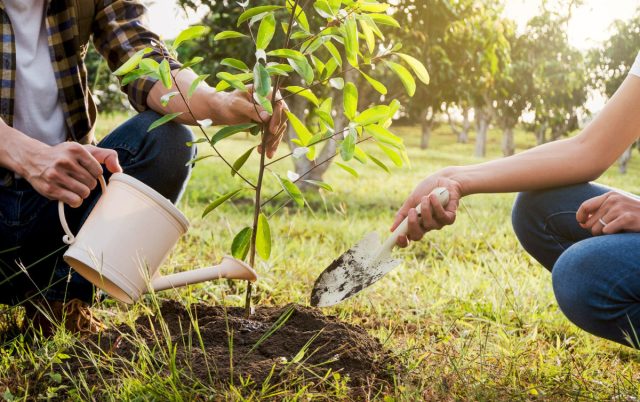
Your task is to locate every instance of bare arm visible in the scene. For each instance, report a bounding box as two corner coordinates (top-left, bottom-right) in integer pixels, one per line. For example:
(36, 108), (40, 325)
(392, 74), (640, 246)
(146, 69), (288, 158)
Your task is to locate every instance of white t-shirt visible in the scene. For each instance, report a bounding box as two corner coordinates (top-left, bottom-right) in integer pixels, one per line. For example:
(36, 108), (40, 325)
(631, 52), (640, 78)
(4, 0), (66, 146)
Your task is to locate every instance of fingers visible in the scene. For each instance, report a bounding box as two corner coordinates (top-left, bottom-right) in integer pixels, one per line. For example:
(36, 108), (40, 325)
(86, 146), (122, 174)
(391, 197), (417, 232)
(576, 193), (610, 224)
(406, 208), (424, 241)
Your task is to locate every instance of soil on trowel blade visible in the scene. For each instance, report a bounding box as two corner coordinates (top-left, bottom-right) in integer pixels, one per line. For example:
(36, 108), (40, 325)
(64, 300), (399, 396)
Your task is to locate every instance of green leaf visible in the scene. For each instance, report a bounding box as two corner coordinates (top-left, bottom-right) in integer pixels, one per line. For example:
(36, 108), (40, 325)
(368, 14), (400, 28)
(276, 175), (305, 207)
(231, 227), (252, 260)
(185, 154), (214, 165)
(113, 48), (152, 76)
(367, 152), (390, 173)
(256, 13), (276, 50)
(211, 123), (258, 145)
(232, 147), (255, 176)
(254, 92), (273, 115)
(343, 82), (358, 120)
(121, 69), (147, 86)
(378, 142), (403, 167)
(160, 91), (179, 107)
(354, 105), (390, 126)
(173, 26), (209, 50)
(386, 61), (416, 96)
(314, 0), (335, 18)
(267, 49), (306, 61)
(284, 86), (319, 106)
(180, 56), (205, 70)
(303, 180), (333, 191)
(285, 111), (312, 144)
(254, 63), (272, 98)
(216, 72), (247, 91)
(215, 72), (252, 91)
(365, 124), (403, 148)
(139, 58), (159, 73)
(287, 0), (310, 32)
(335, 162), (358, 177)
(358, 2), (390, 12)
(358, 69), (387, 95)
(221, 58), (250, 71)
(397, 53), (429, 85)
(340, 128), (356, 161)
(344, 16), (359, 67)
(323, 41), (342, 67)
(288, 57), (314, 84)
(214, 31), (249, 40)
(158, 59), (172, 89)
(147, 112), (183, 132)
(359, 19), (375, 54)
(188, 74), (209, 98)
(202, 188), (243, 218)
(256, 213), (271, 260)
(238, 6), (283, 26)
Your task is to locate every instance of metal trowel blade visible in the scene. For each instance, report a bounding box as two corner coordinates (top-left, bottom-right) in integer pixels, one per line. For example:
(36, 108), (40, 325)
(310, 232), (402, 307)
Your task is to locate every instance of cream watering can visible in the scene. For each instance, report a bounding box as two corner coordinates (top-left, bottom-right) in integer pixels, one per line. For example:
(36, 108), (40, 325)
(58, 173), (257, 304)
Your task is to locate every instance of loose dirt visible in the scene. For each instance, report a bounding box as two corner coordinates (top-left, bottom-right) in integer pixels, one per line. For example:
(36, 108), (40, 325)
(65, 300), (399, 396)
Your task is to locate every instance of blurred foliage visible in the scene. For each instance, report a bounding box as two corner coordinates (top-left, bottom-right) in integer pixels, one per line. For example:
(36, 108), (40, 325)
(85, 43), (131, 114)
(589, 6), (640, 98)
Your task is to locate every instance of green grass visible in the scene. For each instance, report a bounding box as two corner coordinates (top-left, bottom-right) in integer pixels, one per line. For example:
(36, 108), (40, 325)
(1, 117), (640, 400)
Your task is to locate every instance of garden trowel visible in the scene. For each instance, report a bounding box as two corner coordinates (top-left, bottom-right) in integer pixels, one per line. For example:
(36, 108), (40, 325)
(310, 187), (449, 307)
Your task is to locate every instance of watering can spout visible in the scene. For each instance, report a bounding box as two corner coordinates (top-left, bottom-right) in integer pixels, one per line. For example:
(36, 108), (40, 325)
(150, 256), (257, 293)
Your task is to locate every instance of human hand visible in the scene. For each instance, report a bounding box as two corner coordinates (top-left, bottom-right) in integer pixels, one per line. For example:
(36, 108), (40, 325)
(576, 190), (640, 235)
(391, 175), (462, 247)
(208, 85), (288, 158)
(23, 142), (122, 207)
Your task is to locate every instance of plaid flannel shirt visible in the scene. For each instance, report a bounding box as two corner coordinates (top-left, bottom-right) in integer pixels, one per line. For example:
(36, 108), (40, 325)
(0, 0), (180, 145)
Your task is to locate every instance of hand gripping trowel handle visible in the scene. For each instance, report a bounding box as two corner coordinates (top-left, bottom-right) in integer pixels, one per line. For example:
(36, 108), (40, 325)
(380, 187), (450, 253)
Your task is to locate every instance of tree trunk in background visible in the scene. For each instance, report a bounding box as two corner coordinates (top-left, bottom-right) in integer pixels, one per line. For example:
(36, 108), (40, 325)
(458, 107), (470, 143)
(421, 106), (434, 149)
(502, 126), (515, 157)
(619, 145), (633, 174)
(287, 69), (354, 191)
(474, 107), (490, 158)
(447, 110), (460, 139)
(535, 124), (547, 145)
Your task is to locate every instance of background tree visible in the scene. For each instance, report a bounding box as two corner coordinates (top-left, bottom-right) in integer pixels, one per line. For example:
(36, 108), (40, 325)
(589, 6), (640, 173)
(494, 22), (530, 156)
(445, 0), (510, 157)
(524, 10), (588, 146)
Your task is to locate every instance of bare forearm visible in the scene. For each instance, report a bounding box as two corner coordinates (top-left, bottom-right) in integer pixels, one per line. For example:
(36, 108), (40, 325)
(147, 69), (216, 124)
(0, 120), (48, 177)
(445, 76), (640, 196)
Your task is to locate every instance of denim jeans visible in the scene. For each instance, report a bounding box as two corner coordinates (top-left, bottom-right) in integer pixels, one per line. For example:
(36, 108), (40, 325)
(512, 183), (640, 348)
(0, 111), (195, 306)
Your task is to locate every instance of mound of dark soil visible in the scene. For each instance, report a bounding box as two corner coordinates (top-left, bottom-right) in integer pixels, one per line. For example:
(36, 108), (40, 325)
(65, 300), (398, 396)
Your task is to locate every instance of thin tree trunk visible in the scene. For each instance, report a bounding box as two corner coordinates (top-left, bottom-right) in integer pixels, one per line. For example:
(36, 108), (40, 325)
(421, 106), (433, 149)
(421, 119), (432, 149)
(474, 107), (490, 158)
(447, 110), (460, 139)
(535, 124), (547, 145)
(459, 107), (470, 143)
(619, 145), (633, 174)
(502, 126), (515, 156)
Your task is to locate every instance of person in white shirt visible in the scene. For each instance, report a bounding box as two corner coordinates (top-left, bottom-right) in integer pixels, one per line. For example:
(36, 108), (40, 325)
(392, 52), (640, 349)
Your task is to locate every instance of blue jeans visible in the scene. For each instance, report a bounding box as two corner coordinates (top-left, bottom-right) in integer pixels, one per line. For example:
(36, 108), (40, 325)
(0, 111), (195, 306)
(512, 183), (640, 348)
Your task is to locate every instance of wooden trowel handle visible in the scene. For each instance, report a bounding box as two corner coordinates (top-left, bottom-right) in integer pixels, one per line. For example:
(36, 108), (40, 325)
(381, 187), (450, 252)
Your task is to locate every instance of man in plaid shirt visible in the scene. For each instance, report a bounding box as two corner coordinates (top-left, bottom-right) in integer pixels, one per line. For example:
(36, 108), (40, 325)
(0, 0), (287, 334)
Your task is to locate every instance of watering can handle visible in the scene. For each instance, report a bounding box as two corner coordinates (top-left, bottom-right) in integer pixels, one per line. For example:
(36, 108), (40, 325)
(383, 187), (449, 251)
(58, 176), (108, 245)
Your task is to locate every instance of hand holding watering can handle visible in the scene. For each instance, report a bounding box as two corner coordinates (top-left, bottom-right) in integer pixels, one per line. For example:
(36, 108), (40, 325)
(58, 176), (108, 245)
(384, 187), (450, 250)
